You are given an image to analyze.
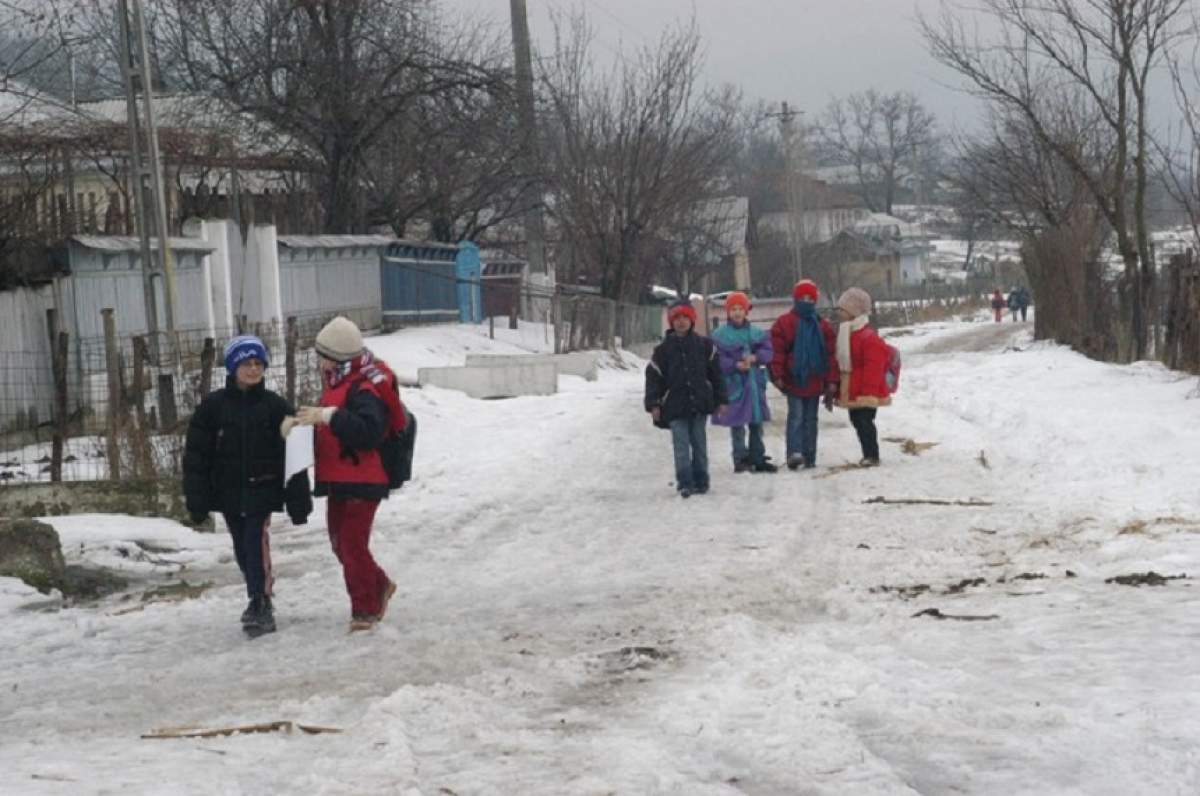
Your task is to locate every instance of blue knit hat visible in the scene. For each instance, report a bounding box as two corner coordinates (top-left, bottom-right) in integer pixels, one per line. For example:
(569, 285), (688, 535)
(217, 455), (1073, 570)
(224, 335), (269, 374)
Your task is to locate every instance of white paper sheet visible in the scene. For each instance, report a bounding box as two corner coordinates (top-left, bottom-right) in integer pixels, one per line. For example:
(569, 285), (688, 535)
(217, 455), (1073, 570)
(284, 424), (314, 480)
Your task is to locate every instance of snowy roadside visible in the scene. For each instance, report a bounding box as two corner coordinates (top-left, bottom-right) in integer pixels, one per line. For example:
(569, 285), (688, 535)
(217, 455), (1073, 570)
(2, 317), (1200, 795)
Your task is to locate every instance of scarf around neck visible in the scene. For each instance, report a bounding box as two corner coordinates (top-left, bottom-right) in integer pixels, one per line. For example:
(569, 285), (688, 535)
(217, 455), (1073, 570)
(326, 348), (377, 389)
(837, 314), (870, 372)
(790, 300), (827, 385)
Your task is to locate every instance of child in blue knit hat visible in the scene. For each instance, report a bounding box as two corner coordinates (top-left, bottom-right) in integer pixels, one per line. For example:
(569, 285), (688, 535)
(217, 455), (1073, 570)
(182, 334), (311, 638)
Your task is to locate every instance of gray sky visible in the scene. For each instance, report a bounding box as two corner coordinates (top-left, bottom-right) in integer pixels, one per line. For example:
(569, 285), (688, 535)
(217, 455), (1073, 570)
(444, 0), (985, 129)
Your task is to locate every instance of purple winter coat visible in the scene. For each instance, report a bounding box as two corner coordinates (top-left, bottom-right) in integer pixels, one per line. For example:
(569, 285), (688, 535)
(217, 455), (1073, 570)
(710, 321), (773, 428)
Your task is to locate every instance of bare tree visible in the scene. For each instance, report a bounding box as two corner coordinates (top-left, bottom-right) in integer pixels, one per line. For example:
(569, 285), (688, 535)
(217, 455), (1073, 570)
(152, 0), (495, 234)
(947, 103), (1119, 356)
(923, 0), (1190, 362)
(539, 13), (741, 300)
(1157, 28), (1200, 250)
(362, 47), (536, 243)
(818, 89), (938, 215)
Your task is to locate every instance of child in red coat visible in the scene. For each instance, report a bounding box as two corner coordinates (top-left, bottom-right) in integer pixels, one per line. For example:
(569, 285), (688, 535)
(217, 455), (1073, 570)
(834, 287), (892, 466)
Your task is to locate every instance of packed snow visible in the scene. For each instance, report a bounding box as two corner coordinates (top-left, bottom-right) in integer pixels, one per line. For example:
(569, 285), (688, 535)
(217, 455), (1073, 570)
(3, 311), (1200, 794)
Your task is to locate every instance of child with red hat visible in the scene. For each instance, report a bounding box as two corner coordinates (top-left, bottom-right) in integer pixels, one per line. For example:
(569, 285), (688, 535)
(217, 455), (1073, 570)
(645, 300), (729, 497)
(711, 292), (776, 473)
(769, 280), (839, 469)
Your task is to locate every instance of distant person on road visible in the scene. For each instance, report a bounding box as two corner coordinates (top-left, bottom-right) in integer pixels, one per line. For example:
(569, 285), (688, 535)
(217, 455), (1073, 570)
(645, 301), (729, 498)
(769, 279), (839, 470)
(1016, 286), (1031, 322)
(294, 316), (407, 633)
(183, 334), (312, 639)
(834, 288), (897, 467)
(711, 292), (776, 474)
(991, 289), (1006, 323)
(1007, 288), (1020, 322)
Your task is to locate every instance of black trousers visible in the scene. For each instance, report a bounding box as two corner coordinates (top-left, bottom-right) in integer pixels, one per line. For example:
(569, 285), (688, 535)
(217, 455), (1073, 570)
(223, 514), (273, 599)
(849, 408), (879, 460)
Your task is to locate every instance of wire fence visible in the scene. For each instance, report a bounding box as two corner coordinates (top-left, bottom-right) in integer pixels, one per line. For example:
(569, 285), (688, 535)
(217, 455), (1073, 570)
(0, 309), (355, 487)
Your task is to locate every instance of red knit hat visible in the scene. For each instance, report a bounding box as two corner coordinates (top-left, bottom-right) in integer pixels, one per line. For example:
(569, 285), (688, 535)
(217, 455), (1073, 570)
(724, 291), (751, 315)
(792, 280), (819, 302)
(667, 301), (697, 325)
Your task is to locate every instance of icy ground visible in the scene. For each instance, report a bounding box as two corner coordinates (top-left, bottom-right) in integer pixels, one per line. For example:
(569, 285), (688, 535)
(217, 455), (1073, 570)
(3, 315), (1200, 795)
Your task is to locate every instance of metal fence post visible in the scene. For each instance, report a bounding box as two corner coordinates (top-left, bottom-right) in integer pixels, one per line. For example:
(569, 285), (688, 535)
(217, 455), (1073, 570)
(101, 308), (122, 480)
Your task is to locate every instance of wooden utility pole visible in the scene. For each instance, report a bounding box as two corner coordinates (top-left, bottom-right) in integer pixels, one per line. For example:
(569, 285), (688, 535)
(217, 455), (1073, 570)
(130, 0), (179, 334)
(509, 0), (549, 283)
(116, 0), (159, 342)
(771, 101), (806, 282)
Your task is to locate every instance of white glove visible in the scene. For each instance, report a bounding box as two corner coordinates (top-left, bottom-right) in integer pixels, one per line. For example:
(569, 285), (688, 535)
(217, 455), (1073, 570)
(296, 406), (336, 426)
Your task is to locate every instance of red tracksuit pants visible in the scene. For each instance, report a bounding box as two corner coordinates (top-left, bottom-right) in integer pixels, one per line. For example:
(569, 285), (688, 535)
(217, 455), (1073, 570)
(327, 497), (390, 617)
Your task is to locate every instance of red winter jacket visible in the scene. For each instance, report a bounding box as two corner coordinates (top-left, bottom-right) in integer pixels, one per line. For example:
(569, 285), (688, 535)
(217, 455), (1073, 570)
(769, 311), (840, 397)
(315, 356), (404, 500)
(838, 325), (892, 408)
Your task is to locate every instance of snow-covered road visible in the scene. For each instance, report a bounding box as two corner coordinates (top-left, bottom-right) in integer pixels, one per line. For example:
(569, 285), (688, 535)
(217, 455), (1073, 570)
(3, 318), (1200, 795)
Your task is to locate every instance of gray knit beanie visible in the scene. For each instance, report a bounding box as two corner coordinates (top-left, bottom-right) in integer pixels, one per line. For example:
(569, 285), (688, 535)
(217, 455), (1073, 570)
(315, 316), (364, 362)
(837, 287), (872, 318)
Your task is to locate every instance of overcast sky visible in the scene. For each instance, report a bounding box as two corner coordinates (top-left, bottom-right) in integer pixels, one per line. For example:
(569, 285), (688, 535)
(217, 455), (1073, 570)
(443, 0), (986, 130)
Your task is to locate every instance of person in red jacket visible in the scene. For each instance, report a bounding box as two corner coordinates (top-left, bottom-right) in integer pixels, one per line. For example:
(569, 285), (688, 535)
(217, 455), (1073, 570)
(991, 289), (1005, 323)
(834, 287), (892, 466)
(769, 279), (839, 470)
(295, 316), (406, 632)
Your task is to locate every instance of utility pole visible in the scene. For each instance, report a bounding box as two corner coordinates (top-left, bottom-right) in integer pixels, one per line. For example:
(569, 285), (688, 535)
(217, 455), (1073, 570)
(116, 0), (159, 341)
(131, 0), (179, 334)
(509, 0), (549, 282)
(770, 101), (805, 282)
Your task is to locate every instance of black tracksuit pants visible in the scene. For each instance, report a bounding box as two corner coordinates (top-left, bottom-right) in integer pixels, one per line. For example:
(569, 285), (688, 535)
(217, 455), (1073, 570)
(223, 514), (273, 599)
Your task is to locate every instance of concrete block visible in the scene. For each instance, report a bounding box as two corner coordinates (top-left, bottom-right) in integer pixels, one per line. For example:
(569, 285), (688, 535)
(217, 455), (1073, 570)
(418, 362), (558, 399)
(464, 352), (601, 381)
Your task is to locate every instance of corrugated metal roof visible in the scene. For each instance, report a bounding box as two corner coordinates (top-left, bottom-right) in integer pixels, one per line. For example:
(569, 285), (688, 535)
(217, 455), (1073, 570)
(277, 235), (397, 249)
(70, 235), (216, 253)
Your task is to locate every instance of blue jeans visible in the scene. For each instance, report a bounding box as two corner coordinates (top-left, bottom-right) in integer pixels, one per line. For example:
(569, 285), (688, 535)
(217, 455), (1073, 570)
(730, 424), (765, 466)
(785, 395), (820, 464)
(669, 415), (709, 491)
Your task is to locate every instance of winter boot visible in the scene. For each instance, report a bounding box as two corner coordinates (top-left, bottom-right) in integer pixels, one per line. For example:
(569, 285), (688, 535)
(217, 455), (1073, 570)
(858, 457), (880, 467)
(733, 458), (752, 474)
(786, 454), (805, 471)
(752, 461), (778, 473)
(378, 580), (398, 621)
(241, 595), (271, 626)
(679, 487), (693, 499)
(349, 614), (379, 633)
(243, 597), (276, 638)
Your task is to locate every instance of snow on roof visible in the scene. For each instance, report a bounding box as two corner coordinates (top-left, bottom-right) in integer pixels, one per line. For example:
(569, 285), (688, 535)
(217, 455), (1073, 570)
(71, 235), (216, 253)
(277, 235), (397, 249)
(0, 80), (87, 129)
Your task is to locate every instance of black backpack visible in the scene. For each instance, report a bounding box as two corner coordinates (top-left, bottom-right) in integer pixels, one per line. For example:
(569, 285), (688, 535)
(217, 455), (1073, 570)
(379, 406), (416, 490)
(351, 378), (417, 490)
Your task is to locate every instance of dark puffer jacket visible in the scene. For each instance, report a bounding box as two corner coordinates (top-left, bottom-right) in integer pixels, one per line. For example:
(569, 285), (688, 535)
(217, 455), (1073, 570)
(182, 377), (312, 522)
(644, 330), (729, 424)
